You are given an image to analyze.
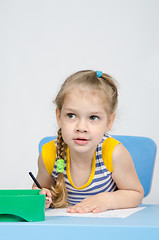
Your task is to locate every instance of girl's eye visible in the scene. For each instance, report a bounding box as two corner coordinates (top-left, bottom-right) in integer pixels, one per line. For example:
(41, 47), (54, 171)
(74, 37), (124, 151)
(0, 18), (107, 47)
(67, 113), (75, 119)
(90, 115), (99, 121)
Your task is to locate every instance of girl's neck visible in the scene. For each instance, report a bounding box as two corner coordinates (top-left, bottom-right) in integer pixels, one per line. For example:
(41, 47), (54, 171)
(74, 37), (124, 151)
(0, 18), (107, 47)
(69, 148), (96, 166)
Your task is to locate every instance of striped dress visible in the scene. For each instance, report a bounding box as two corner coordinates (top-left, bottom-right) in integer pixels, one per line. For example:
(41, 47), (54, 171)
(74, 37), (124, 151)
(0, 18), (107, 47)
(42, 133), (120, 205)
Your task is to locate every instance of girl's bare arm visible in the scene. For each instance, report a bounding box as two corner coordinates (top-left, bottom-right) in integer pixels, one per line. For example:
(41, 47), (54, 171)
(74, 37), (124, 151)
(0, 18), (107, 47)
(32, 153), (55, 208)
(32, 153), (55, 188)
(67, 144), (144, 213)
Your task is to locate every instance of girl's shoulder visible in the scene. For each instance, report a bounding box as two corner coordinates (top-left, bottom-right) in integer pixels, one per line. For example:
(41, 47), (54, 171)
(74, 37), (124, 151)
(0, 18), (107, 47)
(101, 133), (120, 151)
(41, 139), (57, 176)
(101, 133), (120, 173)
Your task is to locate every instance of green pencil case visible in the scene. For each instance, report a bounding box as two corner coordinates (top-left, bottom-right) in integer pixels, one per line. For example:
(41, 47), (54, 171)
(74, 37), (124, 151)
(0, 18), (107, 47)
(0, 189), (45, 222)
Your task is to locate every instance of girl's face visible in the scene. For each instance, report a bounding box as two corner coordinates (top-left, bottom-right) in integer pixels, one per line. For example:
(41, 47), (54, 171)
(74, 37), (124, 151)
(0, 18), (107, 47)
(56, 87), (115, 156)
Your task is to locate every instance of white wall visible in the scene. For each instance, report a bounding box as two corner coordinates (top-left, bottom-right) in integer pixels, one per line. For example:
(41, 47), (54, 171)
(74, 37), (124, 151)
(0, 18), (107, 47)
(0, 0), (158, 204)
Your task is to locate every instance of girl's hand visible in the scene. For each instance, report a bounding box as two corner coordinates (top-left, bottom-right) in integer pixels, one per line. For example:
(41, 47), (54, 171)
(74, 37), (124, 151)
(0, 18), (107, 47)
(33, 187), (52, 209)
(41, 188), (52, 209)
(67, 193), (108, 214)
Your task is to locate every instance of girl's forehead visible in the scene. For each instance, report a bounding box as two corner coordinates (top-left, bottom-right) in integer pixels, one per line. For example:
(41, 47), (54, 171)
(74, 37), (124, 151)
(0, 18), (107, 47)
(63, 87), (107, 107)
(67, 87), (104, 98)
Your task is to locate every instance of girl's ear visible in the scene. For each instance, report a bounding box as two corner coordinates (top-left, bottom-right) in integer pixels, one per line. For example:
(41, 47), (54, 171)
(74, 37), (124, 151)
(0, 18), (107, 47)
(105, 113), (115, 132)
(56, 108), (61, 128)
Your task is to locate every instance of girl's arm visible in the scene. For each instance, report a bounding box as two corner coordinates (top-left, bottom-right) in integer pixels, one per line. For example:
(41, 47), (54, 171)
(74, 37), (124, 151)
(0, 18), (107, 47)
(109, 143), (144, 209)
(32, 153), (55, 208)
(67, 144), (144, 213)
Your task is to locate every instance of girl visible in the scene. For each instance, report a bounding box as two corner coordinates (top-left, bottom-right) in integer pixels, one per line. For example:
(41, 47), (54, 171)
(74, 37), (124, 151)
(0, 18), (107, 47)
(33, 70), (144, 213)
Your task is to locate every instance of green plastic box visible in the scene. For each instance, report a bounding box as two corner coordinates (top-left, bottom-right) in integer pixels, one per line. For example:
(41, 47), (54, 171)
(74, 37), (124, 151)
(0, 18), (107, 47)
(0, 189), (45, 222)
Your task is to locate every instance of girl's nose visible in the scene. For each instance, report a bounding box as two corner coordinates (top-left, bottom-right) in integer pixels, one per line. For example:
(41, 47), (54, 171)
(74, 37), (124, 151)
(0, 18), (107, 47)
(76, 119), (88, 133)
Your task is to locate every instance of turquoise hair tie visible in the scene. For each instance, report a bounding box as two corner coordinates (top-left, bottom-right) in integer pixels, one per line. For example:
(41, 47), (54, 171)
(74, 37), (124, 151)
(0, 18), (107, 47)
(96, 71), (102, 78)
(57, 159), (65, 173)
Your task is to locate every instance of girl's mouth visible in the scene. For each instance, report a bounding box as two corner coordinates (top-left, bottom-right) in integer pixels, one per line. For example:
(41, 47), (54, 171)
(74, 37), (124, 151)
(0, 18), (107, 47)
(73, 138), (89, 145)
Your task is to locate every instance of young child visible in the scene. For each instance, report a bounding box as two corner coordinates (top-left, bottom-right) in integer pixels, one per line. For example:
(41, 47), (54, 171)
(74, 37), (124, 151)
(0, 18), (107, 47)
(33, 70), (144, 213)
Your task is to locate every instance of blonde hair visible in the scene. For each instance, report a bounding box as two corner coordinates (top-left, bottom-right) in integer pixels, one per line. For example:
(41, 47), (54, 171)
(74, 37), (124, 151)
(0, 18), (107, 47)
(50, 70), (118, 208)
(50, 128), (68, 208)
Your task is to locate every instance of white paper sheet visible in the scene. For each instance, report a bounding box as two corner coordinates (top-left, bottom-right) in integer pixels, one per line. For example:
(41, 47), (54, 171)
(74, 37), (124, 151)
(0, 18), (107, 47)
(45, 207), (145, 218)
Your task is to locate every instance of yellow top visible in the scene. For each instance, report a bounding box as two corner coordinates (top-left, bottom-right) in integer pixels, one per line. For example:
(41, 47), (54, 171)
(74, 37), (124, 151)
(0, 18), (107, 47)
(42, 140), (56, 176)
(42, 137), (120, 179)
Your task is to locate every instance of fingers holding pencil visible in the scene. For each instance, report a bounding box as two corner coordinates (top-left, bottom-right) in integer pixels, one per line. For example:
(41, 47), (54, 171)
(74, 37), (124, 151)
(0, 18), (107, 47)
(40, 188), (52, 208)
(32, 186), (52, 209)
(29, 172), (52, 208)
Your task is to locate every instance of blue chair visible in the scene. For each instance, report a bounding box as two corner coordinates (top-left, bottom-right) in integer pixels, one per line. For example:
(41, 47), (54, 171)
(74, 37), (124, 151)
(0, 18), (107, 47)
(39, 135), (157, 197)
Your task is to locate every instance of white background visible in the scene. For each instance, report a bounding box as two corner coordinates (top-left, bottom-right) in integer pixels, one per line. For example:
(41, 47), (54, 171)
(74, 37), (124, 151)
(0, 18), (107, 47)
(0, 0), (158, 204)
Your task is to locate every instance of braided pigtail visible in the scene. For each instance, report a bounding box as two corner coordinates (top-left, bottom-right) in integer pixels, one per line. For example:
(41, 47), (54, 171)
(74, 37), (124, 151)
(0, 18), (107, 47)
(50, 128), (68, 208)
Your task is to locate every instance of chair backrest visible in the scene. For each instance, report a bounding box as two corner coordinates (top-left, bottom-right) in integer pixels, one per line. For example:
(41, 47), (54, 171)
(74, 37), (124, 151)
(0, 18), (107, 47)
(39, 135), (157, 197)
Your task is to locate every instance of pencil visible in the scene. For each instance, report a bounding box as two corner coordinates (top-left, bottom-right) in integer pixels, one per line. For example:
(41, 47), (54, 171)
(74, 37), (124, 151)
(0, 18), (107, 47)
(29, 172), (42, 189)
(29, 172), (50, 201)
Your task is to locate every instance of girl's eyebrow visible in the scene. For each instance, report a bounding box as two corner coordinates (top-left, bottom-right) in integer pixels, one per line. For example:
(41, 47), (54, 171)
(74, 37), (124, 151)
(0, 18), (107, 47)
(63, 108), (76, 112)
(64, 108), (104, 115)
(89, 111), (104, 115)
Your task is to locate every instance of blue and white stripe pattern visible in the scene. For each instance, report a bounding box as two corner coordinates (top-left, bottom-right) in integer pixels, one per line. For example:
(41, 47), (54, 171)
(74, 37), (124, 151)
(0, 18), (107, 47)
(52, 134), (117, 205)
